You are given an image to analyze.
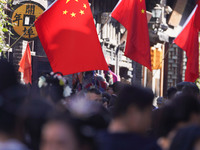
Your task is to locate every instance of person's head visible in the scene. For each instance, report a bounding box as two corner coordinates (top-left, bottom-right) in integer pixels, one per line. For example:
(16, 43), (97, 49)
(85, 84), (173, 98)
(40, 113), (80, 150)
(154, 94), (200, 150)
(68, 98), (111, 130)
(0, 84), (29, 140)
(182, 84), (199, 98)
(0, 101), (16, 138)
(113, 85), (154, 133)
(176, 82), (190, 91)
(176, 82), (199, 97)
(153, 105), (178, 150)
(112, 81), (126, 96)
(167, 87), (177, 100)
(169, 125), (200, 150)
(41, 107), (109, 150)
(38, 72), (67, 104)
(171, 94), (200, 126)
(17, 97), (53, 150)
(86, 88), (102, 102)
(0, 59), (18, 93)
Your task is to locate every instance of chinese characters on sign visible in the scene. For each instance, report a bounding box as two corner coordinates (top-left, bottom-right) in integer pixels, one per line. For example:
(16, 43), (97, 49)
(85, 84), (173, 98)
(11, 2), (45, 40)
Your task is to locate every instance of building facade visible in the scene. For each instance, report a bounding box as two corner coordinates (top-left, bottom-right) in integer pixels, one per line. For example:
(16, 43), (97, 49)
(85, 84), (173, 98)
(5, 0), (198, 94)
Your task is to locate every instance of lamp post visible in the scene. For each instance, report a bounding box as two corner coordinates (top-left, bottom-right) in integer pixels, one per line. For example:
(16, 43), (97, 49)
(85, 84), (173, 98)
(152, 5), (162, 19)
(152, 4), (162, 33)
(150, 1), (172, 96)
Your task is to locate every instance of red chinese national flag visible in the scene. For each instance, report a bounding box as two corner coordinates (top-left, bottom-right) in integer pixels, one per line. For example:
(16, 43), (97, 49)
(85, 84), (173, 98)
(174, 6), (199, 82)
(35, 0), (108, 75)
(111, 0), (151, 71)
(18, 43), (32, 84)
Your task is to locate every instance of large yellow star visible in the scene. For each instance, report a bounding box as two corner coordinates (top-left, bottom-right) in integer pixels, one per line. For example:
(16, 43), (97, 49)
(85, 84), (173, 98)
(140, 0), (142, 2)
(141, 9), (145, 14)
(79, 10), (84, 15)
(63, 10), (68, 15)
(83, 4), (87, 9)
(75, 0), (78, 2)
(71, 12), (76, 17)
(66, 0), (70, 3)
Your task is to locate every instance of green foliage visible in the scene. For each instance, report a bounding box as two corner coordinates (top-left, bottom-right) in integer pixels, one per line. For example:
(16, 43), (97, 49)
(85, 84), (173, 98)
(0, 0), (12, 52)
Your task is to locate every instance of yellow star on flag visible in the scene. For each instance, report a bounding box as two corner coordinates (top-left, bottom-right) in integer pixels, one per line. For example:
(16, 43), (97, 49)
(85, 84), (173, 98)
(83, 4), (87, 9)
(141, 9), (145, 14)
(63, 10), (68, 14)
(79, 10), (84, 15)
(140, 0), (142, 2)
(75, 0), (78, 2)
(66, 0), (70, 3)
(71, 12), (76, 17)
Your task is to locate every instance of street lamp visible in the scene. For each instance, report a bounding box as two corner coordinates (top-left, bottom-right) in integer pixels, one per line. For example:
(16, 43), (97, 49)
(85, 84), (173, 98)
(152, 4), (162, 33)
(152, 4), (162, 19)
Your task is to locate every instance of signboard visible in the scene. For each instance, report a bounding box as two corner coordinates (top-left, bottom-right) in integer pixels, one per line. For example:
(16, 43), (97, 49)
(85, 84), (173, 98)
(11, 1), (45, 40)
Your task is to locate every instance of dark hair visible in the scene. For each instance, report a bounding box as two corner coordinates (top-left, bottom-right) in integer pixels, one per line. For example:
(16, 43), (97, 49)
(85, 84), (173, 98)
(0, 59), (18, 93)
(102, 92), (111, 100)
(151, 104), (176, 137)
(176, 82), (190, 91)
(153, 94), (200, 137)
(87, 88), (101, 95)
(0, 84), (29, 136)
(169, 125), (200, 150)
(102, 92), (111, 104)
(176, 82), (199, 94)
(0, 102), (16, 135)
(17, 97), (53, 150)
(113, 85), (154, 118)
(46, 111), (103, 150)
(67, 99), (111, 130)
(167, 87), (177, 99)
(171, 94), (200, 122)
(182, 84), (199, 97)
(46, 111), (80, 139)
(112, 81), (126, 95)
(39, 73), (65, 103)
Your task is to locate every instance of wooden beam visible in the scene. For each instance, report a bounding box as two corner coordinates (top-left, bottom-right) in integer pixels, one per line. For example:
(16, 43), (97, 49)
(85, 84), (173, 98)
(168, 0), (188, 27)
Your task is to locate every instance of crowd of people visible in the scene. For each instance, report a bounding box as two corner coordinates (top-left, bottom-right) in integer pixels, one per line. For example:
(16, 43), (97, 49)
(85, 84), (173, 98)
(1, 59), (200, 150)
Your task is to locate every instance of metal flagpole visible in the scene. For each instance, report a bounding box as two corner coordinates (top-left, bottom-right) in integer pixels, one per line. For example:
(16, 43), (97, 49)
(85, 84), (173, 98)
(5, 22), (35, 52)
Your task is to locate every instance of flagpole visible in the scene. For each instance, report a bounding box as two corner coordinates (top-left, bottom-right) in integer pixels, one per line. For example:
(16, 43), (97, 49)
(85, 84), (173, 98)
(5, 23), (35, 52)
(4, 0), (55, 53)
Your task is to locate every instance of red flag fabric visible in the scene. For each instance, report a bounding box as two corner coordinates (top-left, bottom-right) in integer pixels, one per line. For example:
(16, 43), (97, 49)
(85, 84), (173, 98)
(35, 0), (108, 75)
(111, 0), (151, 70)
(174, 6), (199, 82)
(194, 0), (200, 30)
(18, 43), (32, 84)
